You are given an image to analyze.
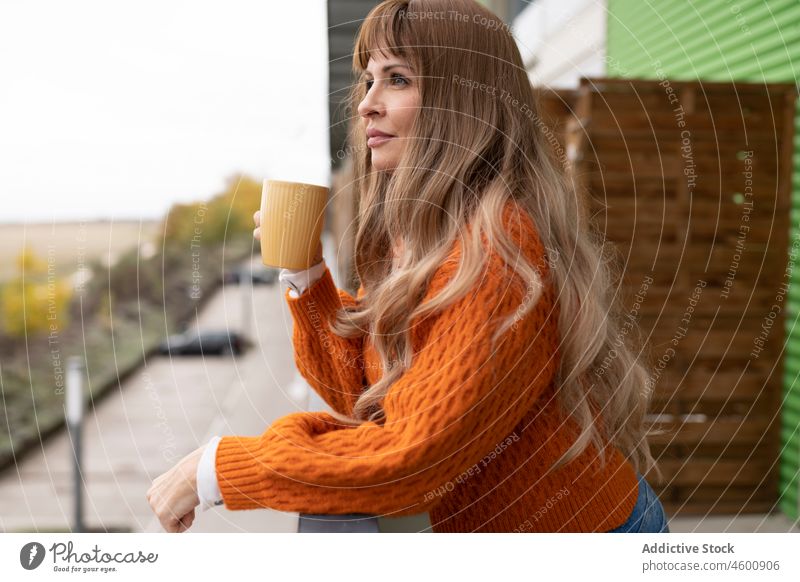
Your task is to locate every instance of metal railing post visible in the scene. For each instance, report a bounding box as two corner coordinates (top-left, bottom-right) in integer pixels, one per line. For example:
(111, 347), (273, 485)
(66, 356), (85, 533)
(240, 264), (253, 340)
(297, 513), (379, 533)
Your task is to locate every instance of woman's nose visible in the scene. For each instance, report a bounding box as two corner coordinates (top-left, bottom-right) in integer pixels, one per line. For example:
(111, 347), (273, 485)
(357, 86), (383, 119)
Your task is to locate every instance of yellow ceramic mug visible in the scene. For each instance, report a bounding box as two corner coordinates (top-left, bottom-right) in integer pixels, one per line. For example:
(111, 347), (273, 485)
(259, 179), (328, 269)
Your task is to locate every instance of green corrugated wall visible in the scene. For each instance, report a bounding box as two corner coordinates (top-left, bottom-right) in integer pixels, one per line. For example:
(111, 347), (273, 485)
(606, 0), (800, 519)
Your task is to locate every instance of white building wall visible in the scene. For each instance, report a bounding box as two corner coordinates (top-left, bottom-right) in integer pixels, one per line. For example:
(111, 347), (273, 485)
(512, 0), (607, 88)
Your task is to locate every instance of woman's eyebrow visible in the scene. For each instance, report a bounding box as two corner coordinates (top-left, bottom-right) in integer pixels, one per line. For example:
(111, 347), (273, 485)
(364, 64), (411, 76)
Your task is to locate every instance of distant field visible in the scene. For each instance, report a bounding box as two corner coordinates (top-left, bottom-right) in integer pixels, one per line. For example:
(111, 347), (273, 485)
(0, 220), (162, 282)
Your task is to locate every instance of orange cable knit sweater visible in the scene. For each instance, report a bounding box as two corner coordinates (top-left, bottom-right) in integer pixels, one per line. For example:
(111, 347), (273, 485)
(215, 203), (639, 532)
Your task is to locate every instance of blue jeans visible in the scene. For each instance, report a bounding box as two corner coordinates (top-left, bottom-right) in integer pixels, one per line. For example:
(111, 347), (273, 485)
(607, 473), (670, 533)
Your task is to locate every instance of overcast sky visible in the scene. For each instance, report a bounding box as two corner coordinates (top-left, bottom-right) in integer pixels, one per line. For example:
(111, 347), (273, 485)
(0, 0), (330, 223)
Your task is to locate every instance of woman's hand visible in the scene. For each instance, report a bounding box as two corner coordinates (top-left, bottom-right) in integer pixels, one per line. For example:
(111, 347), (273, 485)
(252, 210), (323, 265)
(146, 446), (204, 533)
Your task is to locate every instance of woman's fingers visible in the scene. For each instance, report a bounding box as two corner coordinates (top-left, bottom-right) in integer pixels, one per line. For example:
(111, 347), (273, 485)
(176, 509), (195, 533)
(165, 508), (194, 533)
(253, 210), (261, 241)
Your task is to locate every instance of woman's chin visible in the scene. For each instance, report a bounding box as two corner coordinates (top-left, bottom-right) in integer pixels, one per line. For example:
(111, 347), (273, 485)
(370, 156), (397, 172)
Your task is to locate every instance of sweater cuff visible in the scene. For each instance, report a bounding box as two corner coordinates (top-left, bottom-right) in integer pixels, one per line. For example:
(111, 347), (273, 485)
(284, 266), (346, 325)
(214, 433), (271, 510)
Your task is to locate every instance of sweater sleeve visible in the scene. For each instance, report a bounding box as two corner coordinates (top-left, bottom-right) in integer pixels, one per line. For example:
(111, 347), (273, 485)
(284, 266), (366, 416)
(214, 235), (560, 517)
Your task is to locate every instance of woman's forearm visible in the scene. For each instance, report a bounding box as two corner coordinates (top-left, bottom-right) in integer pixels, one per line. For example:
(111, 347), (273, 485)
(284, 266), (366, 416)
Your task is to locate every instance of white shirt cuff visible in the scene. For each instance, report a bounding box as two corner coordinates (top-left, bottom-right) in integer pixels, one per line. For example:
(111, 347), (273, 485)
(196, 435), (223, 511)
(279, 259), (326, 298)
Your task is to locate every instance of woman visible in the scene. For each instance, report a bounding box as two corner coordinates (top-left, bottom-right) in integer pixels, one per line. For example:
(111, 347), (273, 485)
(147, 0), (669, 533)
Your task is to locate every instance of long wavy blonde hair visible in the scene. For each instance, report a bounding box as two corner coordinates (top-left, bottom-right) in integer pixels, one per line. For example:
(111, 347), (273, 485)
(325, 0), (658, 478)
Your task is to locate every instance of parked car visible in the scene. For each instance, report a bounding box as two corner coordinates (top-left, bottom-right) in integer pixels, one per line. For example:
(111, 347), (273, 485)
(157, 330), (247, 356)
(223, 265), (278, 285)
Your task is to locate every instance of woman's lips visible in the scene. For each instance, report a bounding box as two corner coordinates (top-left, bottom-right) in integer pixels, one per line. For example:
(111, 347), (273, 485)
(367, 135), (394, 147)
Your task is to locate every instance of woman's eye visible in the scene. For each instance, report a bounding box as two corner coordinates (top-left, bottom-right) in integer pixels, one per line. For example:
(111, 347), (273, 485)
(390, 73), (408, 86)
(364, 74), (408, 91)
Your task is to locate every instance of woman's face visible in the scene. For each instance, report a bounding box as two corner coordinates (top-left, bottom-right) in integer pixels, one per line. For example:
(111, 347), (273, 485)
(357, 53), (421, 172)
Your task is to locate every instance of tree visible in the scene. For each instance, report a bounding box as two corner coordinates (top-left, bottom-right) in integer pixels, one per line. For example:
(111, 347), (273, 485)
(160, 173), (262, 248)
(1, 247), (72, 338)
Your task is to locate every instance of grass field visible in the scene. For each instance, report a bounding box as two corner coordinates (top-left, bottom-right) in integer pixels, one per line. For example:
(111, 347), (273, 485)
(0, 220), (162, 283)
